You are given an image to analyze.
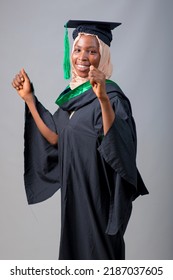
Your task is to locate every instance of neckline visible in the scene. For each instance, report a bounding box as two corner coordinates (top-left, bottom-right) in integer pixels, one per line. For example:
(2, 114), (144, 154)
(55, 79), (116, 106)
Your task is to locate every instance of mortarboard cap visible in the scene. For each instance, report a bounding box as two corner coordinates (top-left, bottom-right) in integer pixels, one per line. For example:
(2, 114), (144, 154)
(63, 20), (121, 79)
(66, 20), (121, 47)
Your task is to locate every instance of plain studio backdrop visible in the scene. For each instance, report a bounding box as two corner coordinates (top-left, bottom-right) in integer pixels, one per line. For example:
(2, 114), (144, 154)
(0, 0), (172, 260)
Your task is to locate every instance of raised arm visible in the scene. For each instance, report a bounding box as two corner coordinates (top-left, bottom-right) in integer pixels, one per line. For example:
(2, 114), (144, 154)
(89, 66), (115, 135)
(12, 69), (58, 145)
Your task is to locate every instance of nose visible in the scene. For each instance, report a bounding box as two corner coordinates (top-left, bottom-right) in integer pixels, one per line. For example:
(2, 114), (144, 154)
(78, 50), (88, 61)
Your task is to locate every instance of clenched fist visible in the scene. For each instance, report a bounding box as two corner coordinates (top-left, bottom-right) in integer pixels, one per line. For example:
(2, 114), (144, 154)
(12, 69), (33, 102)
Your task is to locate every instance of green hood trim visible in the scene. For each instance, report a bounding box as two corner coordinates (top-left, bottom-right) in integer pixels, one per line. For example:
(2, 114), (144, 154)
(55, 79), (116, 106)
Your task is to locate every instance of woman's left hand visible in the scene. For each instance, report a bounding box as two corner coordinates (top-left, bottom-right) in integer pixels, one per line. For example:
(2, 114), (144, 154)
(89, 65), (108, 101)
(89, 65), (115, 135)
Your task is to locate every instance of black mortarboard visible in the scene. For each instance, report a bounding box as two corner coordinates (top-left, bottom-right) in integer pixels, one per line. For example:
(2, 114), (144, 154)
(66, 20), (121, 46)
(63, 20), (121, 79)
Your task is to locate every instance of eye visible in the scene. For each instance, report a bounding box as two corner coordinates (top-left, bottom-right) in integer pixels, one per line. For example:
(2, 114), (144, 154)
(74, 48), (81, 53)
(89, 50), (97, 54)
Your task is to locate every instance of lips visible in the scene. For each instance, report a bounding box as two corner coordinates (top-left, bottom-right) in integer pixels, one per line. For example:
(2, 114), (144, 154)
(76, 64), (90, 71)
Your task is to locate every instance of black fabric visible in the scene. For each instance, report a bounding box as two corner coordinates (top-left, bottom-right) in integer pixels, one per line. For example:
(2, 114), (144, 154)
(66, 20), (121, 46)
(24, 98), (60, 204)
(73, 25), (112, 46)
(24, 82), (148, 259)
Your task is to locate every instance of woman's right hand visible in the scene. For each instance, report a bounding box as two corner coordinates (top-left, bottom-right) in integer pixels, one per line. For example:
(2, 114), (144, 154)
(12, 69), (33, 103)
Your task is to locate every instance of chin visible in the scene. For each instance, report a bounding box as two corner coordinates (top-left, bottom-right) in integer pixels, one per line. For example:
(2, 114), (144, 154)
(77, 71), (88, 78)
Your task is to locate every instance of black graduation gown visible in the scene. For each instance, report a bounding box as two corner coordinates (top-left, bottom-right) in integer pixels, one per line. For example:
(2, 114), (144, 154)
(24, 80), (148, 260)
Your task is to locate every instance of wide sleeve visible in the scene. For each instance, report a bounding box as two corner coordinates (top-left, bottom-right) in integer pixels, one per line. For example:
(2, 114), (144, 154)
(24, 97), (61, 204)
(97, 96), (148, 235)
(98, 114), (137, 186)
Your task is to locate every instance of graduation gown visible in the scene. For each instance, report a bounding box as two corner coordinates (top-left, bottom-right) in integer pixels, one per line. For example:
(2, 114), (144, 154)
(24, 80), (148, 260)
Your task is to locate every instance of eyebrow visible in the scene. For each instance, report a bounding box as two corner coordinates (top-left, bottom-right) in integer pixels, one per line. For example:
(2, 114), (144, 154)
(74, 44), (98, 49)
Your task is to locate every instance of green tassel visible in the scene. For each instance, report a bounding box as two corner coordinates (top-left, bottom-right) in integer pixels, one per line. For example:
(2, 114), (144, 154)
(63, 24), (71, 79)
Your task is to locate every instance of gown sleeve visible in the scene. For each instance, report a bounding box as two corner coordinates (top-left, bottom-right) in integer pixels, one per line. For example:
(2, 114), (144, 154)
(24, 96), (61, 204)
(97, 95), (149, 235)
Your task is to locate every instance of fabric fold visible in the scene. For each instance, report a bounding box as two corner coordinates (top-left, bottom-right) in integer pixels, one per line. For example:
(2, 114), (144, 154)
(24, 97), (61, 204)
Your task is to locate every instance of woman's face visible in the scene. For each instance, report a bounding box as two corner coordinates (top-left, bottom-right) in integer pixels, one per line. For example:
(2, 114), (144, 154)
(71, 34), (101, 78)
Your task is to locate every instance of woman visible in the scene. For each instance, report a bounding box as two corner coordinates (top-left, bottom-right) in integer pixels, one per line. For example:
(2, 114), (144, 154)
(12, 20), (148, 260)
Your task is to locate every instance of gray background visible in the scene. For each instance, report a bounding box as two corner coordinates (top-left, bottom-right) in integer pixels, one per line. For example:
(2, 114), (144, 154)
(0, 0), (172, 260)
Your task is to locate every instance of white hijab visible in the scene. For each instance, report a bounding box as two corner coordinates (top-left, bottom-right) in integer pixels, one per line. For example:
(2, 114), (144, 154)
(69, 33), (113, 90)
